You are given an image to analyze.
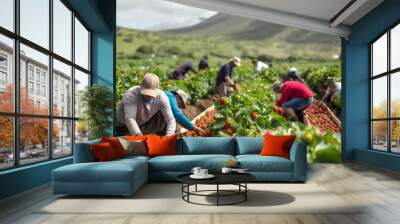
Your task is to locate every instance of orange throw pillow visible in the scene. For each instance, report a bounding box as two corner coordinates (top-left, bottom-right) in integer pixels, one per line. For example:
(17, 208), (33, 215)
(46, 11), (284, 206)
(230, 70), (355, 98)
(260, 133), (296, 159)
(146, 135), (177, 157)
(91, 142), (118, 162)
(101, 137), (126, 158)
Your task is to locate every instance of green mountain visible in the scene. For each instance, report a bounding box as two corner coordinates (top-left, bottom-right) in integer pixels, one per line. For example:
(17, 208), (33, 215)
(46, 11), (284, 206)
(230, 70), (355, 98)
(117, 13), (340, 62)
(169, 13), (340, 45)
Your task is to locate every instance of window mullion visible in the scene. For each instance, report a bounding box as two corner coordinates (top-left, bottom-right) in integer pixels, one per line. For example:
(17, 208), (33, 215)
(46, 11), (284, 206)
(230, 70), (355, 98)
(71, 10), (76, 154)
(48, 0), (54, 160)
(13, 0), (21, 167)
(370, 45), (373, 149)
(388, 30), (391, 152)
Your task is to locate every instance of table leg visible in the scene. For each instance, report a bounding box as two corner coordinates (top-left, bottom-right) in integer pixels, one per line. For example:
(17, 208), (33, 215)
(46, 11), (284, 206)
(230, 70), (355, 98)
(217, 184), (219, 206)
(187, 184), (190, 202)
(245, 183), (247, 201)
(181, 184), (183, 199)
(195, 184), (198, 192)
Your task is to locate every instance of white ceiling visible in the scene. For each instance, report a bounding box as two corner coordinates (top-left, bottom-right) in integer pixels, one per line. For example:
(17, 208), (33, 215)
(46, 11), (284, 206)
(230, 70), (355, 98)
(166, 0), (384, 37)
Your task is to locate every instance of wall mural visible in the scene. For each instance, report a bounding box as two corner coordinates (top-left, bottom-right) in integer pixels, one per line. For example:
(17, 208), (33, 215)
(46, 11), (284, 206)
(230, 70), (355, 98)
(114, 0), (342, 163)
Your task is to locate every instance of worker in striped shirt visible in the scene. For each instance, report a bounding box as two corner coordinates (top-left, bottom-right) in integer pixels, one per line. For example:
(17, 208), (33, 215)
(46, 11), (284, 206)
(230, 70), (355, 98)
(116, 73), (176, 136)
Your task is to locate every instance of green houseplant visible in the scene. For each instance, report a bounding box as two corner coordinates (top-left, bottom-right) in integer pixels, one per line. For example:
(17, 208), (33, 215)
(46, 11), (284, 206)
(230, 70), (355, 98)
(79, 84), (114, 140)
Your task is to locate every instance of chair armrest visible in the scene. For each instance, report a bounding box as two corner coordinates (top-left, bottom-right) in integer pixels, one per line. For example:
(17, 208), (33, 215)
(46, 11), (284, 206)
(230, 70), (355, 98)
(289, 142), (307, 181)
(73, 140), (100, 163)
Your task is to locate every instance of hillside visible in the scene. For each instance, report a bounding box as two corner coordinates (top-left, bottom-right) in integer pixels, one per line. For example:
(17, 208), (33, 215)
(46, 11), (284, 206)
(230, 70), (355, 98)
(117, 13), (341, 62)
(168, 13), (340, 45)
(169, 13), (285, 40)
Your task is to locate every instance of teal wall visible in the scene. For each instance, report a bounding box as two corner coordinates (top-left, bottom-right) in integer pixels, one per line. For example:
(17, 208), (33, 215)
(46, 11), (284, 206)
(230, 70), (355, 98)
(91, 0), (116, 134)
(0, 0), (116, 200)
(343, 0), (400, 171)
(0, 158), (72, 199)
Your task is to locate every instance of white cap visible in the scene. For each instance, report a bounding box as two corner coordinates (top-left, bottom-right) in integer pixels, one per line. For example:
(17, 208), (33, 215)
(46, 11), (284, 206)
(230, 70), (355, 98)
(230, 57), (241, 66)
(288, 67), (298, 73)
(173, 89), (189, 108)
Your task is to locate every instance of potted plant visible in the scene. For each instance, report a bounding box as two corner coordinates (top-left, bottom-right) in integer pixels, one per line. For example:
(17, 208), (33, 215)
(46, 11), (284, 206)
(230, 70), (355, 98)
(79, 84), (114, 140)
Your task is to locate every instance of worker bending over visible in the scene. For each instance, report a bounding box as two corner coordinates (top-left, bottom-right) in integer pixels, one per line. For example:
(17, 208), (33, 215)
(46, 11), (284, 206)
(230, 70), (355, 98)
(165, 89), (203, 133)
(116, 73), (176, 136)
(274, 80), (314, 122)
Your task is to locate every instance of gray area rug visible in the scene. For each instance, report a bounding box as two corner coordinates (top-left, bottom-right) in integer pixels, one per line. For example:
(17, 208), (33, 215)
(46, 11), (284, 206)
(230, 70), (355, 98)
(38, 183), (362, 214)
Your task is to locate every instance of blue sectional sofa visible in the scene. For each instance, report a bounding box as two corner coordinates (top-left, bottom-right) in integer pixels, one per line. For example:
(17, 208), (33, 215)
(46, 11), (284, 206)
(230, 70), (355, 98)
(52, 137), (307, 196)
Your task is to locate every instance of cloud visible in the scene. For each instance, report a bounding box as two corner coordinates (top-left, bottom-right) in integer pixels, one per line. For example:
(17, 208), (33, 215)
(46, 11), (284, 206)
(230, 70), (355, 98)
(117, 0), (216, 30)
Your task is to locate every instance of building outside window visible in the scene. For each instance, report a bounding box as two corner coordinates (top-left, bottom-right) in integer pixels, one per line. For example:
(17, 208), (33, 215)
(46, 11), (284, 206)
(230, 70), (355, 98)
(54, 88), (58, 104)
(0, 54), (7, 89)
(35, 70), (40, 81)
(0, 71), (6, 85)
(28, 81), (34, 94)
(35, 83), (40, 95)
(371, 23), (400, 154)
(0, 54), (7, 67)
(28, 66), (34, 80)
(41, 73), (46, 83)
(0, 0), (91, 170)
(41, 85), (46, 97)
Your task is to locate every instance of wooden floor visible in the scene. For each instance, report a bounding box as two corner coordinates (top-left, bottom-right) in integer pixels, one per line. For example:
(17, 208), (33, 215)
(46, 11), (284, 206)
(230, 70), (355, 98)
(1, 162), (400, 224)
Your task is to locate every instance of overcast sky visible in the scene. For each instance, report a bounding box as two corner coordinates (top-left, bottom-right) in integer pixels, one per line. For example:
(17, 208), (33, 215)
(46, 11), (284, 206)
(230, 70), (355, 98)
(117, 0), (217, 30)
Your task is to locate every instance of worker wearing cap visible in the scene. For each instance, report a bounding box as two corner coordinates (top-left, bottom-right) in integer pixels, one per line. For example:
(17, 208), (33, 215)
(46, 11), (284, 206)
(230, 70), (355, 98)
(252, 58), (269, 73)
(165, 89), (203, 133)
(116, 73), (176, 136)
(283, 67), (306, 83)
(215, 57), (241, 97)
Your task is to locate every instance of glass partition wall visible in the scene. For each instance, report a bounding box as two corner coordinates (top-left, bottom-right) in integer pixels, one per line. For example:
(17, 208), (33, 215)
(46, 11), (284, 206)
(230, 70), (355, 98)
(0, 0), (91, 170)
(370, 23), (400, 153)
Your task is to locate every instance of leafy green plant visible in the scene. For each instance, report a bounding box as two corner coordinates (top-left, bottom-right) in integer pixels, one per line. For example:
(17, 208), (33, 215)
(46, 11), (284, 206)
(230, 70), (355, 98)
(80, 84), (114, 140)
(211, 88), (287, 137)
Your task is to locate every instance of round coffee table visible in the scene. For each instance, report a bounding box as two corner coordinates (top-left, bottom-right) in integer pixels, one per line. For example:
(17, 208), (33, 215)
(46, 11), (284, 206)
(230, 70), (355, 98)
(177, 173), (255, 206)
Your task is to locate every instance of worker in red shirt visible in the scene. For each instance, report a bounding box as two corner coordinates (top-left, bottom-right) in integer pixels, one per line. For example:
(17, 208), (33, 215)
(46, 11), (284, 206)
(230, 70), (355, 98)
(273, 80), (314, 121)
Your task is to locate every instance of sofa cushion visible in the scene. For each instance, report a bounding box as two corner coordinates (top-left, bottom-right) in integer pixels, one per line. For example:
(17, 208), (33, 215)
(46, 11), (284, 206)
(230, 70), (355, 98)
(236, 155), (293, 172)
(53, 158), (147, 183)
(118, 138), (147, 156)
(91, 142), (118, 162)
(149, 154), (235, 172)
(73, 140), (100, 163)
(177, 137), (235, 155)
(236, 137), (264, 155)
(260, 133), (296, 159)
(101, 137), (127, 158)
(146, 135), (177, 157)
(115, 155), (150, 164)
